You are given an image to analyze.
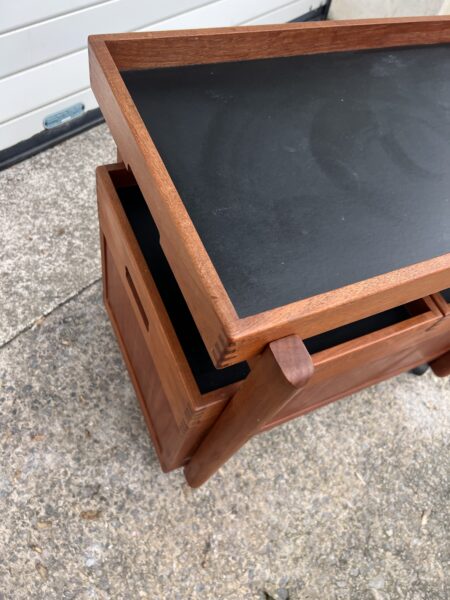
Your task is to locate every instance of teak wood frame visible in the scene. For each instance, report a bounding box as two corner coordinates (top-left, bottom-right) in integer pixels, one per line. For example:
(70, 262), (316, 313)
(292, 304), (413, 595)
(98, 163), (450, 486)
(89, 17), (450, 367)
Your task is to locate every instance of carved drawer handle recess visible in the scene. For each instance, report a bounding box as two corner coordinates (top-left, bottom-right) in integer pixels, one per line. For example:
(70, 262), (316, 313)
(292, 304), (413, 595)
(125, 267), (149, 330)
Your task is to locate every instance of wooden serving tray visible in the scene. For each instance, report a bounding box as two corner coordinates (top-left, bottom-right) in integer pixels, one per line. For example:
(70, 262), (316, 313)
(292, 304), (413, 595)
(89, 17), (450, 367)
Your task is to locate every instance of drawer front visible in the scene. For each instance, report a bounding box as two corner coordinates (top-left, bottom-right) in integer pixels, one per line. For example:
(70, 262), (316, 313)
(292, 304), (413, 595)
(265, 298), (442, 430)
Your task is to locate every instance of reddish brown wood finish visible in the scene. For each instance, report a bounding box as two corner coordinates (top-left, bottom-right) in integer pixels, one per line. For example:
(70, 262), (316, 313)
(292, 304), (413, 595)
(184, 336), (314, 487)
(98, 164), (450, 484)
(98, 18), (450, 69)
(89, 18), (450, 367)
(428, 293), (450, 376)
(264, 298), (449, 430)
(90, 38), (238, 368)
(430, 351), (450, 376)
(97, 164), (237, 470)
(430, 292), (450, 318)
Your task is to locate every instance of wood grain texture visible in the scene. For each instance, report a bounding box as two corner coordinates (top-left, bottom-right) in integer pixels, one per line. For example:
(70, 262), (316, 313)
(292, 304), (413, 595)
(98, 164), (450, 484)
(90, 38), (238, 368)
(97, 164), (237, 470)
(429, 350), (450, 376)
(104, 242), (231, 470)
(264, 333), (450, 431)
(98, 17), (450, 69)
(184, 336), (314, 487)
(89, 19), (450, 366)
(264, 298), (448, 430)
(429, 292), (450, 376)
(430, 292), (450, 317)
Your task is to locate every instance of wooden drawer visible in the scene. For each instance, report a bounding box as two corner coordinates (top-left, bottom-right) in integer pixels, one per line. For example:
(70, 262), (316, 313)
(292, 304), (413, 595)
(431, 288), (450, 319)
(97, 163), (446, 471)
(265, 296), (446, 431)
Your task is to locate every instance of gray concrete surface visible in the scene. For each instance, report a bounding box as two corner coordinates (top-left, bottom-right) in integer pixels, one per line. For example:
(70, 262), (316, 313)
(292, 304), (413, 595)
(0, 125), (449, 599)
(0, 125), (115, 346)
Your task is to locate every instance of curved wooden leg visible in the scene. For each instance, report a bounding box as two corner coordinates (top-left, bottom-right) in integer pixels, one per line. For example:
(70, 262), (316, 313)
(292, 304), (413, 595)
(184, 335), (314, 487)
(430, 350), (450, 377)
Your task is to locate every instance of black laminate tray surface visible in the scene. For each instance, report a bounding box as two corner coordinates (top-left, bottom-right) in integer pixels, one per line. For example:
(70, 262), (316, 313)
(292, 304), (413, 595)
(122, 45), (450, 318)
(117, 181), (411, 389)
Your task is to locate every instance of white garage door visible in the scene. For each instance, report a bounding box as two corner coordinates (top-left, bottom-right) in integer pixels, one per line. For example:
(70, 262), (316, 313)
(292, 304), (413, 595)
(0, 0), (327, 157)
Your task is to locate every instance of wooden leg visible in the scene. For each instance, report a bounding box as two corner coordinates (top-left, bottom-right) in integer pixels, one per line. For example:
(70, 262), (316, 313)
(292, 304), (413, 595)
(117, 147), (123, 163)
(184, 335), (314, 487)
(430, 350), (450, 376)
